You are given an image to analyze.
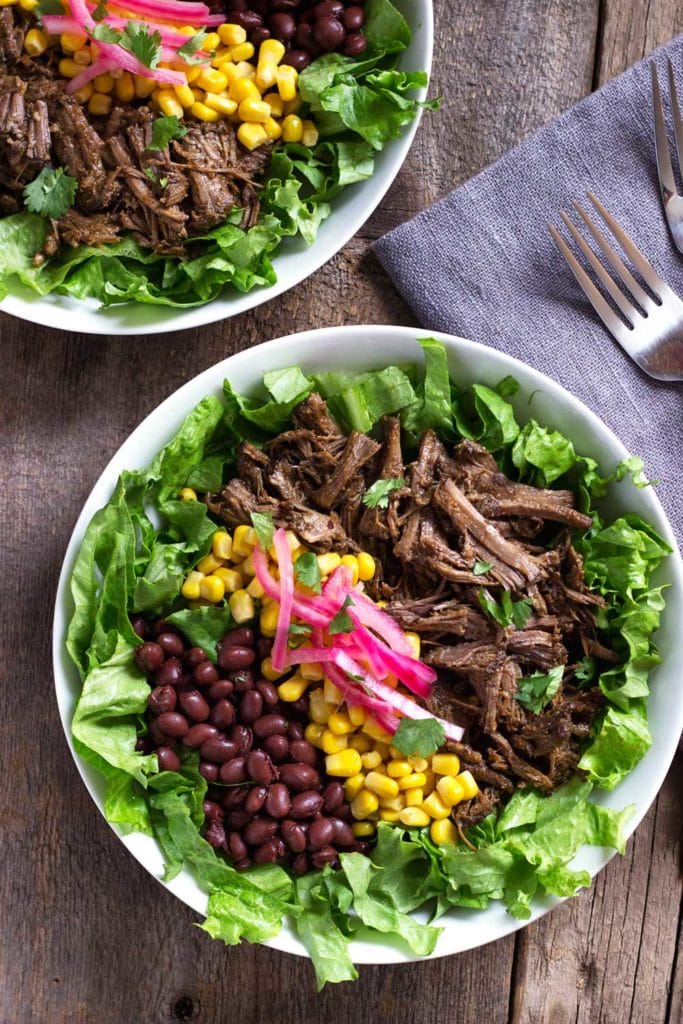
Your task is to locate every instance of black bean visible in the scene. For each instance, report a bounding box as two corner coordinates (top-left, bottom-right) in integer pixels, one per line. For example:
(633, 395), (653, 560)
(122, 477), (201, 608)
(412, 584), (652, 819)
(289, 790), (324, 820)
(314, 0), (343, 16)
(151, 617), (170, 637)
(230, 9), (263, 30)
(131, 616), (148, 639)
(157, 631), (185, 657)
(135, 642), (164, 674)
(178, 689), (210, 723)
(294, 22), (314, 47)
(253, 838), (280, 864)
(269, 10), (296, 39)
(289, 696), (310, 717)
(228, 831), (248, 862)
(334, 803), (352, 823)
(313, 15), (345, 50)
(156, 746), (181, 772)
(147, 685), (177, 716)
(155, 658), (183, 687)
(221, 626), (255, 648)
(246, 749), (278, 785)
(322, 781), (344, 814)
(156, 711), (188, 739)
(219, 758), (248, 785)
(256, 637), (273, 662)
(291, 852), (310, 875)
(330, 817), (355, 847)
(287, 721), (304, 741)
(210, 699), (236, 730)
(226, 809), (252, 830)
(218, 645), (255, 672)
(193, 661), (220, 687)
(230, 724), (253, 756)
(244, 817), (278, 845)
(200, 735), (239, 763)
(343, 31), (366, 56)
(222, 784), (250, 808)
(350, 840), (370, 855)
(183, 723), (218, 749)
(343, 5), (364, 30)
(279, 763), (320, 792)
(136, 736), (152, 754)
(311, 845), (339, 869)
(234, 857), (252, 871)
(230, 669), (254, 693)
(244, 785), (268, 815)
(239, 689), (263, 724)
(204, 819), (226, 849)
(281, 818), (307, 853)
(185, 646), (209, 669)
(251, 25), (271, 43)
(262, 734), (289, 763)
(253, 714), (288, 738)
(289, 739), (317, 767)
(203, 799), (224, 821)
(307, 817), (335, 850)
(256, 679), (279, 707)
(199, 761), (219, 782)
(265, 783), (291, 818)
(149, 719), (168, 747)
(207, 679), (234, 702)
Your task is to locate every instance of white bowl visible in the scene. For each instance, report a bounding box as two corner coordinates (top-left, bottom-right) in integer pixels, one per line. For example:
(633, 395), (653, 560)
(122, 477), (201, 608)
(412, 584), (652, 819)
(0, 2), (432, 336)
(52, 325), (683, 963)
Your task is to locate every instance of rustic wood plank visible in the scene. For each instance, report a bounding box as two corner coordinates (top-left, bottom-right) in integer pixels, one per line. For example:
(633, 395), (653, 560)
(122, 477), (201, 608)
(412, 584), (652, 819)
(596, 0), (683, 84)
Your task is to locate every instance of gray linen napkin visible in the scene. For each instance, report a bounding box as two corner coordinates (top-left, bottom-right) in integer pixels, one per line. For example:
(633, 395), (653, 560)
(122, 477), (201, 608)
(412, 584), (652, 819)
(375, 37), (683, 548)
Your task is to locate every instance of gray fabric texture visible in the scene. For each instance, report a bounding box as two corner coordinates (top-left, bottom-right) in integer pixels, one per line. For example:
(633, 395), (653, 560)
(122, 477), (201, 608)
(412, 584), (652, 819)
(374, 36), (683, 547)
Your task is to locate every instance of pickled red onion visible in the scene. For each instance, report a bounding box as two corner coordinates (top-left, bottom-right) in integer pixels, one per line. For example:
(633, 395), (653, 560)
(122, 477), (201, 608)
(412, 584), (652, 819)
(252, 542), (333, 628)
(271, 529), (294, 673)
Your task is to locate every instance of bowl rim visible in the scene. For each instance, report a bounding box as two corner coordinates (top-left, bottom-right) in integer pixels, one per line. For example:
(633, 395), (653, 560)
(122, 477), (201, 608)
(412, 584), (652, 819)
(52, 323), (683, 964)
(0, 1), (433, 337)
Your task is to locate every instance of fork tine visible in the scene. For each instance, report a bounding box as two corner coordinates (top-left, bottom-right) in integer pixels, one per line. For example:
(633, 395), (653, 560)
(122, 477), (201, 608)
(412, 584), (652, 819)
(651, 62), (677, 200)
(575, 200), (652, 308)
(587, 192), (668, 295)
(548, 224), (632, 344)
(667, 59), (683, 187)
(559, 211), (636, 323)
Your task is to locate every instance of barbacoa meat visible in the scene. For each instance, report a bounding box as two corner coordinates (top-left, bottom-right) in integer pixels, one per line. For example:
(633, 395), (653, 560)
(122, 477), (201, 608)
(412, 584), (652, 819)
(205, 390), (611, 828)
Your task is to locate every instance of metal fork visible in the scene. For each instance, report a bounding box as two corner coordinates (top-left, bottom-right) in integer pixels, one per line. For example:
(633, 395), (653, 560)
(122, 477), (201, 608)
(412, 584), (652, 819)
(549, 193), (683, 381)
(651, 60), (683, 253)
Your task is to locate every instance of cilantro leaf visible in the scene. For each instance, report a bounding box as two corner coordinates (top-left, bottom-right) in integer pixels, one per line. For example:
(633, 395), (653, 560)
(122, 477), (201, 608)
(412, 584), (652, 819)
(478, 588), (533, 629)
(294, 551), (322, 594)
(515, 665), (564, 715)
(288, 623), (311, 636)
(329, 596), (355, 636)
(362, 477), (405, 510)
(23, 167), (78, 220)
(473, 560), (492, 576)
(509, 596), (533, 630)
(147, 115), (188, 151)
(575, 656), (596, 684)
(36, 0), (65, 19)
(393, 718), (446, 757)
(91, 0), (108, 20)
(120, 23), (162, 69)
(143, 167), (159, 185)
(177, 29), (210, 63)
(250, 511), (274, 551)
(92, 24), (122, 45)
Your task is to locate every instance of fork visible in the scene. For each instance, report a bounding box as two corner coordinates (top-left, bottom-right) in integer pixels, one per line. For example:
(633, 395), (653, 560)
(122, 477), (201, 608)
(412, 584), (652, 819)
(651, 60), (683, 253)
(549, 193), (683, 381)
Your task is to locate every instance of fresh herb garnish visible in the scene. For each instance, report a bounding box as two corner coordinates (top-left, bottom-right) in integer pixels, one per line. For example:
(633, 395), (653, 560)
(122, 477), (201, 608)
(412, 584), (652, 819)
(473, 560), (493, 576)
(250, 511), (274, 551)
(478, 588), (533, 629)
(294, 551), (322, 594)
(575, 656), (596, 684)
(91, 23), (122, 45)
(120, 23), (162, 69)
(178, 29), (210, 62)
(143, 167), (159, 185)
(23, 167), (78, 220)
(288, 623), (312, 636)
(36, 0), (65, 19)
(362, 477), (405, 510)
(329, 596), (355, 635)
(515, 666), (564, 715)
(393, 717), (446, 757)
(91, 0), (108, 21)
(147, 114), (188, 151)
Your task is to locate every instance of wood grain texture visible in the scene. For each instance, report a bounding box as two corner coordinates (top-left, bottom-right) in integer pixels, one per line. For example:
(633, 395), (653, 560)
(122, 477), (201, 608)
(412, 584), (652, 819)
(0, 2), (681, 1022)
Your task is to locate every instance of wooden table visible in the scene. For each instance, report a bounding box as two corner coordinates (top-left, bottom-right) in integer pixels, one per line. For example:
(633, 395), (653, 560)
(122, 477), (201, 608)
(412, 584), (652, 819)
(1, 2), (681, 1021)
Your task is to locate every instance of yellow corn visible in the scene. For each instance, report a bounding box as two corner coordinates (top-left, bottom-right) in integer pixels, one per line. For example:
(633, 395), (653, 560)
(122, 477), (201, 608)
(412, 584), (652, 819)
(362, 718), (393, 743)
(232, 524), (256, 558)
(352, 821), (375, 837)
(203, 92), (238, 116)
(301, 119), (319, 147)
(436, 776), (465, 808)
(259, 602), (279, 636)
(73, 83), (94, 103)
(327, 710), (354, 735)
(308, 689), (330, 724)
(343, 773), (366, 801)
(173, 83), (196, 108)
(19, 0), (37, 8)
(154, 89), (182, 118)
(360, 750), (382, 771)
(357, 552), (376, 582)
(399, 807), (430, 828)
(404, 788), (424, 807)
(263, 91), (284, 116)
(340, 554), (359, 585)
(261, 655), (286, 681)
(278, 676), (309, 702)
(246, 576), (265, 599)
(281, 113), (303, 143)
(430, 819), (458, 846)
(255, 39), (285, 90)
(180, 488), (198, 504)
(284, 96), (302, 115)
(197, 552), (223, 575)
(364, 771), (399, 800)
(404, 631), (421, 659)
(408, 756), (429, 773)
(398, 772), (427, 792)
(300, 660), (324, 681)
(237, 97), (270, 123)
(323, 677), (343, 705)
(431, 753), (461, 776)
(228, 589), (255, 624)
(0, 1), (18, 6)
(348, 704), (367, 727)
(374, 741), (391, 761)
(317, 552), (341, 576)
(263, 116), (282, 141)
(218, 23), (247, 47)
(214, 567), (242, 592)
(181, 570), (203, 601)
(178, 25), (196, 35)
(349, 733), (372, 753)
(185, 64), (203, 84)
(198, 575), (225, 603)
(304, 722), (325, 748)
(73, 46), (91, 66)
(259, 38), (286, 64)
(135, 75), (157, 98)
(23, 28), (48, 56)
(350, 788), (379, 819)
(241, 552), (255, 577)
(321, 730), (348, 754)
(88, 93), (111, 116)
(423, 770), (436, 795)
(61, 32), (87, 53)
(423, 792), (451, 820)
(372, 763), (388, 775)
(196, 67), (229, 93)
(276, 64), (298, 101)
(209, 531), (231, 560)
(94, 72), (114, 94)
(378, 793), (405, 812)
(202, 31), (221, 51)
(191, 100), (221, 122)
(230, 41), (255, 62)
(379, 809), (401, 822)
(58, 58), (82, 79)
(457, 771), (479, 800)
(386, 759), (412, 779)
(326, 749), (363, 779)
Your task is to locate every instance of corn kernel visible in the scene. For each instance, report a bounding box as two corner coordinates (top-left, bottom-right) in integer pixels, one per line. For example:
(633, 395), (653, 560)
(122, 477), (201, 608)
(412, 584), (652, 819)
(88, 93), (111, 116)
(203, 92), (238, 116)
(326, 749), (363, 779)
(431, 753), (461, 776)
(387, 759), (412, 778)
(198, 552), (223, 575)
(352, 821), (375, 837)
(73, 83), (93, 103)
(135, 75), (157, 98)
(237, 97), (270, 124)
(281, 113), (303, 143)
(365, 771), (399, 800)
(308, 688), (330, 724)
(191, 100), (221, 122)
(228, 588), (255, 624)
(0, 1), (18, 6)
(379, 809), (401, 822)
(457, 770), (479, 800)
(261, 655), (286, 681)
(350, 788), (379, 819)
(423, 792), (451, 820)
(196, 67), (229, 93)
(372, 763), (388, 775)
(178, 25), (196, 35)
(402, 631), (421, 658)
(94, 72), (114, 94)
(198, 574), (225, 603)
(276, 64), (298, 102)
(58, 58), (81, 79)
(73, 46), (91, 66)
(240, 552), (255, 578)
(301, 119), (319, 147)
(327, 710), (354, 735)
(278, 676), (308, 702)
(300, 660), (324, 681)
(19, 0), (37, 9)
(218, 23), (247, 47)
(362, 718), (393, 743)
(317, 552), (342, 576)
(436, 776), (465, 808)
(230, 41), (255, 62)
(152, 88), (182, 117)
(430, 819), (458, 846)
(321, 729), (348, 754)
(258, 38), (286, 64)
(202, 31), (221, 51)
(180, 486), (197, 502)
(232, 524), (256, 558)
(378, 793), (405, 812)
(304, 722), (325, 748)
(259, 602), (279, 636)
(61, 32), (87, 53)
(423, 770), (436, 795)
(185, 64), (203, 84)
(23, 28), (48, 56)
(399, 806), (430, 828)
(404, 788), (424, 807)
(284, 96), (302, 115)
(173, 82), (196, 108)
(348, 704), (367, 727)
(340, 554), (359, 585)
(214, 567), (242, 592)
(323, 678), (343, 705)
(263, 116), (282, 141)
(263, 91), (284, 116)
(360, 750), (382, 771)
(343, 773), (366, 801)
(349, 733), (372, 753)
(181, 570), (204, 601)
(398, 772), (427, 792)
(408, 756), (429, 773)
(357, 552), (376, 582)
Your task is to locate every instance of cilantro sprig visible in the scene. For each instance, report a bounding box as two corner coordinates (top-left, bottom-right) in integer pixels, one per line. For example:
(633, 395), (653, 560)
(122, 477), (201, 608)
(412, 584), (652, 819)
(329, 596), (355, 635)
(23, 167), (78, 220)
(514, 666), (564, 715)
(362, 477), (405, 510)
(250, 511), (274, 551)
(478, 588), (533, 629)
(392, 718), (446, 758)
(147, 115), (188, 151)
(294, 551), (322, 594)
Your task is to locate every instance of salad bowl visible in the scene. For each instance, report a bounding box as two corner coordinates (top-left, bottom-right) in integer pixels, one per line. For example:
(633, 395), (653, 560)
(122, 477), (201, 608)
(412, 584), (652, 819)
(0, 1), (432, 336)
(52, 324), (683, 967)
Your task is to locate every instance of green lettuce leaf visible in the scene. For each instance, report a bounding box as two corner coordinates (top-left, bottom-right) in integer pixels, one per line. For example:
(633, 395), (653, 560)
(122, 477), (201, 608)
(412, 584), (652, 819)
(294, 871), (359, 989)
(511, 420), (578, 485)
(166, 604), (238, 661)
(313, 364), (415, 432)
(578, 707), (652, 790)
